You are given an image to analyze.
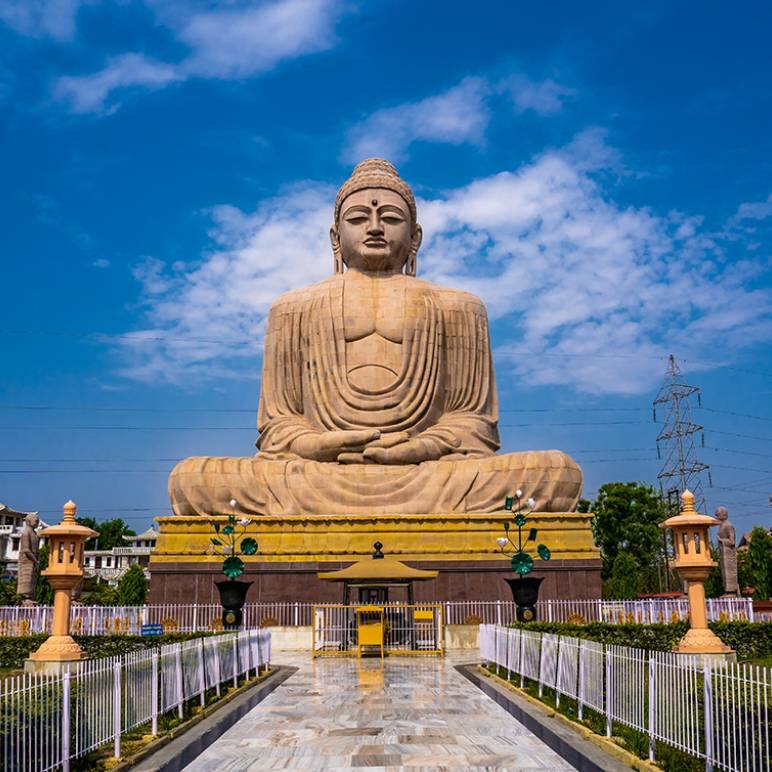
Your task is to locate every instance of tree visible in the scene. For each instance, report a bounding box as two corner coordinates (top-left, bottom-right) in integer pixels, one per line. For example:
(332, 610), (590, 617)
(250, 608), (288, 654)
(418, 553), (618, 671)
(747, 527), (772, 600)
(77, 517), (135, 550)
(604, 551), (641, 599)
(81, 579), (119, 606)
(590, 482), (667, 585)
(35, 544), (54, 605)
(117, 564), (148, 606)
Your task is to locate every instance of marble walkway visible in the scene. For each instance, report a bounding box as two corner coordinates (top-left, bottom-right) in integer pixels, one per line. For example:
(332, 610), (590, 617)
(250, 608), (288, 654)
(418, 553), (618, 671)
(183, 653), (575, 771)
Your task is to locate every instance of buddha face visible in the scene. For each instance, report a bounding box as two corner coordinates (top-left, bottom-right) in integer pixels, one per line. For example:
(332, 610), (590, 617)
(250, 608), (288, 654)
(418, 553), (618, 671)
(332, 187), (422, 274)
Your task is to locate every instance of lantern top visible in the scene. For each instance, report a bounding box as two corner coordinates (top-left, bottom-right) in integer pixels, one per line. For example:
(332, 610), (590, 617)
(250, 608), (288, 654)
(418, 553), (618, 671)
(660, 489), (720, 530)
(38, 500), (98, 540)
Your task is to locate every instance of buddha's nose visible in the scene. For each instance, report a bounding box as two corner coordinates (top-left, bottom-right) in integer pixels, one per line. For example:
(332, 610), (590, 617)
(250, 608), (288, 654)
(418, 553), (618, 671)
(367, 214), (384, 234)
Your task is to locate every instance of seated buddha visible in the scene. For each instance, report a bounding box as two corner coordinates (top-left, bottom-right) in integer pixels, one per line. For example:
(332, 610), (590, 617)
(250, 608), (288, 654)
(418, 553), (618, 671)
(169, 158), (583, 516)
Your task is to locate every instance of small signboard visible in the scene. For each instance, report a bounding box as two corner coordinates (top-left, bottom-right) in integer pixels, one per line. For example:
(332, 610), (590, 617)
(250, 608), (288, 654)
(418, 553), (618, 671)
(140, 623), (164, 637)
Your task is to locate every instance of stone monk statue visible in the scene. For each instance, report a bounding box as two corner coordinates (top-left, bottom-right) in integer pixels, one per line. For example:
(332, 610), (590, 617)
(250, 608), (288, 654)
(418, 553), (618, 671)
(715, 506), (740, 596)
(17, 512), (40, 600)
(169, 159), (583, 516)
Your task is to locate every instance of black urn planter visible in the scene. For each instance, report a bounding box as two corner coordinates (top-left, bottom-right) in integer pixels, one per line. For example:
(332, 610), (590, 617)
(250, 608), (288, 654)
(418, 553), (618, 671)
(504, 576), (544, 622)
(216, 579), (253, 629)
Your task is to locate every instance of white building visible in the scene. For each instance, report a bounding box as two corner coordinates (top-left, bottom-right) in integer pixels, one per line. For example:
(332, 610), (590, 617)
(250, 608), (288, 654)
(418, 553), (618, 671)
(0, 503), (49, 577)
(83, 526), (157, 585)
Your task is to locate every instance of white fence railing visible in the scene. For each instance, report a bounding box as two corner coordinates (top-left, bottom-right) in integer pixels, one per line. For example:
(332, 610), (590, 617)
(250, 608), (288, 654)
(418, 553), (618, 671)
(480, 624), (770, 772)
(0, 597), (754, 636)
(0, 629), (271, 772)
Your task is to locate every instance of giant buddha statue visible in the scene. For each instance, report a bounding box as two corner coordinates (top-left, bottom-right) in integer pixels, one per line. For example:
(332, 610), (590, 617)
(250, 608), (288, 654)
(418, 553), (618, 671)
(169, 159), (583, 517)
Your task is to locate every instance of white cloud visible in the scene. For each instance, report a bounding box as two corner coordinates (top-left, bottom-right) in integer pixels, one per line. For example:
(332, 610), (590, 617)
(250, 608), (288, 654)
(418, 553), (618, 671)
(118, 184), (334, 382)
(54, 53), (181, 115)
(344, 78), (491, 164)
(343, 73), (576, 164)
(121, 134), (772, 393)
(51, 0), (346, 114)
(0, 0), (93, 41)
(178, 0), (340, 79)
(732, 193), (772, 223)
(501, 74), (575, 115)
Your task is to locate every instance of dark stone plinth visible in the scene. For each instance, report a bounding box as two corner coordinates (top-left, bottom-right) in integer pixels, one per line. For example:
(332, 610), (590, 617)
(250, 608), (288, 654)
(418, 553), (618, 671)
(148, 558), (601, 605)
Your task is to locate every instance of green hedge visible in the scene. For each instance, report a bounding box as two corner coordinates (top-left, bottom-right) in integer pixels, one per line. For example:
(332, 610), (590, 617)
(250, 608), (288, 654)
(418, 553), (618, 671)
(510, 621), (772, 660)
(0, 632), (211, 670)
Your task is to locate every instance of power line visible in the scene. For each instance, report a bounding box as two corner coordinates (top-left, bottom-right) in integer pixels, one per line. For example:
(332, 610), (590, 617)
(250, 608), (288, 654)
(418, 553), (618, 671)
(0, 420), (651, 431)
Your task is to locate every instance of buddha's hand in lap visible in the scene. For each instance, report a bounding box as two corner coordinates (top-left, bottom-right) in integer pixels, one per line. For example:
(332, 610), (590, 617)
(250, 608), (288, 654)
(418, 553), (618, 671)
(290, 430), (381, 462)
(345, 434), (444, 465)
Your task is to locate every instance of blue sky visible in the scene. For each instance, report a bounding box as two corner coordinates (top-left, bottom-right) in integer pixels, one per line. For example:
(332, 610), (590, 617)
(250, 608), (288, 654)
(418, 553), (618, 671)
(1, 0), (772, 534)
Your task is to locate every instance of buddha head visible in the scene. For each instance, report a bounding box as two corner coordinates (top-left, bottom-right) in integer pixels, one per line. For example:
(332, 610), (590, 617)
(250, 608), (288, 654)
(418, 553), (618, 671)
(331, 158), (423, 276)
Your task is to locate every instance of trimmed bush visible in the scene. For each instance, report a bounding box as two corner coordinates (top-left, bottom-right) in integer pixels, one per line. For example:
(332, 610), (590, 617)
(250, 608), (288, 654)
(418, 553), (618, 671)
(510, 620), (772, 660)
(0, 632), (212, 670)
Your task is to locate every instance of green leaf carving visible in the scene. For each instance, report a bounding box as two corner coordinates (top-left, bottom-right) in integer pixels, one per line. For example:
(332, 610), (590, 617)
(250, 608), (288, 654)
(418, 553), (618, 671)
(527, 528), (538, 542)
(211, 538), (222, 546)
(222, 556), (245, 579)
(222, 525), (235, 535)
(537, 544), (551, 561)
(241, 537), (258, 555)
(511, 551), (534, 575)
(514, 513), (527, 527)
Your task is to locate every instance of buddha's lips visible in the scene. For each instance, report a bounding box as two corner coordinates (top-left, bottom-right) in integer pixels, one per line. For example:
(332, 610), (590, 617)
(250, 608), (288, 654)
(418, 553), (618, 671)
(364, 239), (387, 247)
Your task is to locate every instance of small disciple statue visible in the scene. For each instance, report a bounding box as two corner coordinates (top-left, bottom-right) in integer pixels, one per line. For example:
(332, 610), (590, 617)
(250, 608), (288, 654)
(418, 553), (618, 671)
(16, 513), (40, 602)
(169, 159), (583, 516)
(715, 506), (740, 596)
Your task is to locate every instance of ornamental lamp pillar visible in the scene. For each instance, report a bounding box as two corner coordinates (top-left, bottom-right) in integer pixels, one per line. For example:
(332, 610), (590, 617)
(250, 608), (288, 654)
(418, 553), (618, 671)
(27, 501), (98, 670)
(660, 490), (733, 659)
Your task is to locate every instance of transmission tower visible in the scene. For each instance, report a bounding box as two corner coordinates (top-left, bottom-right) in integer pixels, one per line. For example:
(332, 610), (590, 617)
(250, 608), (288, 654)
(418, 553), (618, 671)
(653, 354), (712, 514)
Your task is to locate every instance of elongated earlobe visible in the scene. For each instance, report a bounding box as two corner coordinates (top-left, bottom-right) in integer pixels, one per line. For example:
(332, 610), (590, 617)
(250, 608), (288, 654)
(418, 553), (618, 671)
(330, 225), (345, 274)
(406, 224), (422, 276)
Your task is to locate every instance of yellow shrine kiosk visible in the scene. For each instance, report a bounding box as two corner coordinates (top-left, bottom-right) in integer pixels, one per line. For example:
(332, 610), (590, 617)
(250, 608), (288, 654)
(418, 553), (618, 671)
(313, 543), (441, 658)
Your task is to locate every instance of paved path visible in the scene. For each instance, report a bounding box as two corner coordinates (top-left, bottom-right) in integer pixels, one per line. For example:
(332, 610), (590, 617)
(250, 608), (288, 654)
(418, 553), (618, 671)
(183, 654), (574, 771)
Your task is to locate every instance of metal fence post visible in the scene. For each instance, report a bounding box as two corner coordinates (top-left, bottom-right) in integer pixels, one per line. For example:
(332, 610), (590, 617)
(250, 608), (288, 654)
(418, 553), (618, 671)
(232, 635), (238, 689)
(113, 661), (122, 759)
(151, 652), (159, 736)
(192, 604), (198, 632)
(703, 664), (714, 772)
(577, 643), (584, 721)
(496, 600), (501, 627)
(605, 647), (612, 738)
(198, 638), (206, 707)
(648, 653), (656, 762)
(175, 647), (183, 719)
(61, 670), (71, 772)
(212, 640), (221, 697)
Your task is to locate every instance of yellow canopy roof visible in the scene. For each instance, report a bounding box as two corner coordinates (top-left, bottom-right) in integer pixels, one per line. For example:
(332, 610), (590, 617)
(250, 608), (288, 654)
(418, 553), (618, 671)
(318, 557), (437, 582)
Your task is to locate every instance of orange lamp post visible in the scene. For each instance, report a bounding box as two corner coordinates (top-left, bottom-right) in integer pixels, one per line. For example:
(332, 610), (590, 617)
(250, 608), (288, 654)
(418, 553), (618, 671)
(28, 501), (98, 665)
(660, 490), (733, 657)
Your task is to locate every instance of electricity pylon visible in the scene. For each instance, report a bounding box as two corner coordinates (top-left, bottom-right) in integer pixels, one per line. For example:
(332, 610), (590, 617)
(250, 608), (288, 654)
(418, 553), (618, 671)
(653, 354), (711, 514)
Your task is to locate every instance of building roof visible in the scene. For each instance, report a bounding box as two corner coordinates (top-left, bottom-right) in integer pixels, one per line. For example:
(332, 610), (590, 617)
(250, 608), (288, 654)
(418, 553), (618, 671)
(0, 503), (38, 518)
(123, 526), (157, 543)
(318, 557), (437, 582)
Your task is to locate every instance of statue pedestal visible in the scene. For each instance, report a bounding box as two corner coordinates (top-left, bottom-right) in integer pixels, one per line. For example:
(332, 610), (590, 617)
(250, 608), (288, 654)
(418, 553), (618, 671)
(148, 512), (601, 605)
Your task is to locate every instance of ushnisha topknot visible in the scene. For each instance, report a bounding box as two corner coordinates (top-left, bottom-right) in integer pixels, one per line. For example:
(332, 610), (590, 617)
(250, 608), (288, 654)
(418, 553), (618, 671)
(334, 158), (417, 223)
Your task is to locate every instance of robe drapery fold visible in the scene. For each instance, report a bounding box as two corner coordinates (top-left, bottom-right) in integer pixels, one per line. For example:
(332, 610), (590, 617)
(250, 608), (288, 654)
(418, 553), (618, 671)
(168, 274), (583, 516)
(256, 275), (499, 459)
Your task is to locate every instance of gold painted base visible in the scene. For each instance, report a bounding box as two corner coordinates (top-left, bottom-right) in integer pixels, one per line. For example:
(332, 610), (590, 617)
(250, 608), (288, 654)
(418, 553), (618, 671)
(151, 511), (599, 565)
(675, 627), (734, 655)
(28, 634), (86, 662)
